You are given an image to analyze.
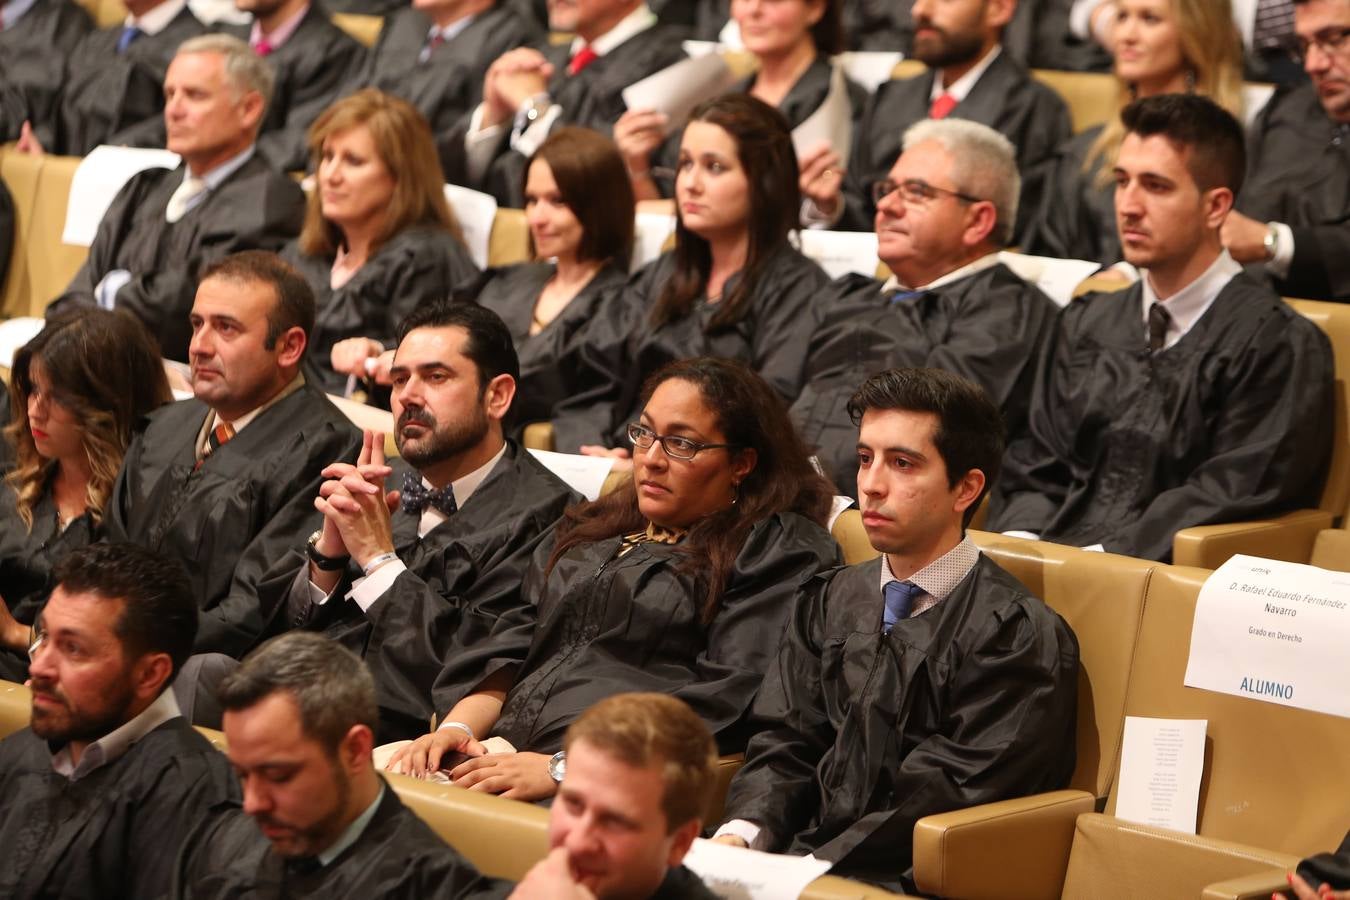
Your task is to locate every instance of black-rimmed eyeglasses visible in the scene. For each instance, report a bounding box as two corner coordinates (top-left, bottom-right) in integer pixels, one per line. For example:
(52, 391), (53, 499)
(627, 423), (737, 460)
(871, 177), (982, 206)
(1291, 25), (1350, 62)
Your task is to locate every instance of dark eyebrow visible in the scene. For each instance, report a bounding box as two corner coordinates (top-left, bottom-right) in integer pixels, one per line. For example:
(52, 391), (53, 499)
(856, 442), (930, 461)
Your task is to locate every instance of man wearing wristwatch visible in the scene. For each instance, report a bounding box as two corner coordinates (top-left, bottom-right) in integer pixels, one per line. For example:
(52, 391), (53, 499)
(1224, 0), (1350, 302)
(440, 0), (688, 206)
(256, 300), (578, 743)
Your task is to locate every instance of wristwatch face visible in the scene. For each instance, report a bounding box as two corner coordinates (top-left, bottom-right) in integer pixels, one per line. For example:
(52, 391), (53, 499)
(548, 750), (567, 783)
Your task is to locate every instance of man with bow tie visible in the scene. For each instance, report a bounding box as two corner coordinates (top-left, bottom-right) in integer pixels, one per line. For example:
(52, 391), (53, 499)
(263, 300), (579, 743)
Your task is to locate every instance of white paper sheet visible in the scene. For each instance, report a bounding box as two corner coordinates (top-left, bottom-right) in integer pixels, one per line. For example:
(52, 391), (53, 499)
(444, 183), (498, 269)
(797, 230), (879, 280)
(62, 146), (182, 247)
(1184, 555), (1350, 719)
(827, 495), (855, 532)
(683, 839), (833, 900)
(0, 317), (45, 369)
(633, 211), (677, 271)
(527, 449), (615, 501)
(622, 54), (739, 134)
(837, 51), (904, 93)
(682, 39), (725, 58)
(996, 251), (1102, 307)
(325, 393), (396, 435)
(1114, 716), (1207, 833)
(792, 63), (853, 163)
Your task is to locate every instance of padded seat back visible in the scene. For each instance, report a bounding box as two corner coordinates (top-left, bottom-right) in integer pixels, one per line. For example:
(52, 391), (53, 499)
(971, 533), (1151, 800)
(830, 508), (875, 565)
(1030, 69), (1117, 134)
(1310, 527), (1350, 571)
(1061, 813), (1298, 900)
(488, 208), (530, 268)
(1287, 298), (1350, 522)
(331, 12), (383, 47)
(27, 154), (88, 316)
(0, 679), (31, 741)
(1, 147), (44, 318)
(1107, 564), (1350, 855)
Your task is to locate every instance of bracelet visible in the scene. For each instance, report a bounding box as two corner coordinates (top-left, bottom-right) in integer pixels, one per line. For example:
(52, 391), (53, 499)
(362, 551), (400, 576)
(439, 721), (475, 740)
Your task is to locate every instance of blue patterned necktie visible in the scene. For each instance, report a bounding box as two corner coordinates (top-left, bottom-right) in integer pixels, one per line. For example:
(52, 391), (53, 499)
(117, 25), (143, 53)
(400, 472), (457, 517)
(887, 289), (928, 305)
(883, 580), (922, 630)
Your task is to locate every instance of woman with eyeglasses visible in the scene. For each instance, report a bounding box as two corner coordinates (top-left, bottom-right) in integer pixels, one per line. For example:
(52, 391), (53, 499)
(387, 357), (838, 799)
(1020, 0), (1243, 267)
(554, 93), (830, 455)
(0, 309), (172, 680)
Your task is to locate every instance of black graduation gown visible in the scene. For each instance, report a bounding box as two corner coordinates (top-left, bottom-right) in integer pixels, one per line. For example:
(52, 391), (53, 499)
(283, 227), (481, 395)
(551, 244), (829, 452)
(223, 6), (367, 173)
(0, 0), (94, 150)
(1019, 125), (1120, 266)
(0, 176), (13, 295)
(722, 554), (1079, 893)
(988, 274), (1335, 561)
(262, 445), (579, 742)
(0, 717), (239, 900)
(1238, 82), (1350, 302)
(836, 51), (1071, 232)
(355, 5), (543, 141)
(440, 24), (689, 206)
(790, 263), (1057, 495)
(0, 484), (99, 681)
(0, 77), (26, 142)
(173, 784), (507, 899)
(53, 7), (208, 156)
(434, 513), (840, 755)
(48, 155), (307, 362)
(471, 261), (631, 436)
(107, 388), (363, 658)
(1298, 831), (1350, 891)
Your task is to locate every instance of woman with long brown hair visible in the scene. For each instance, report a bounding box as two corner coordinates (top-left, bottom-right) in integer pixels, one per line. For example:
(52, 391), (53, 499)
(388, 358), (838, 799)
(0, 309), (171, 679)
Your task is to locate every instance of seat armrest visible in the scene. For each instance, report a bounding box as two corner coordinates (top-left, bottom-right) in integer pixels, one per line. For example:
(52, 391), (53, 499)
(911, 789), (1094, 900)
(522, 422), (555, 451)
(1202, 869), (1293, 900)
(1172, 509), (1333, 569)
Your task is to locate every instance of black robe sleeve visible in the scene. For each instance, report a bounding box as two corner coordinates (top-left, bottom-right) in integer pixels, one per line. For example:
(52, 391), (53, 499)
(0, 0), (94, 148)
(0, 177), (13, 295)
(1297, 831), (1350, 892)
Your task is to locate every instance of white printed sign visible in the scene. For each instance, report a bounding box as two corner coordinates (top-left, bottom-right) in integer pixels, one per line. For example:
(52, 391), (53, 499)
(1183, 555), (1350, 718)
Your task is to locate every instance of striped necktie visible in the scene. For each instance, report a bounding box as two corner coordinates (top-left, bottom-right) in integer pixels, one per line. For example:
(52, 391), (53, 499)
(196, 422), (235, 470)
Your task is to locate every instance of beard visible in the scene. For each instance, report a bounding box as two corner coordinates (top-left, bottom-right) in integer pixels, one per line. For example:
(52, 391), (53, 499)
(395, 402), (490, 469)
(30, 673), (138, 746)
(911, 22), (986, 68)
(254, 760), (353, 858)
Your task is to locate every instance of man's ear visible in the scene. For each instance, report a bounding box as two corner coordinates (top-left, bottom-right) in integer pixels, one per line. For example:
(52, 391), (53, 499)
(962, 200), (999, 248)
(131, 651), (175, 702)
(985, 0), (1017, 31)
(484, 373), (516, 422)
(276, 325), (307, 369)
(1204, 186), (1235, 231)
(239, 89), (266, 134)
(665, 817), (702, 867)
(339, 724), (375, 774)
(952, 467), (987, 517)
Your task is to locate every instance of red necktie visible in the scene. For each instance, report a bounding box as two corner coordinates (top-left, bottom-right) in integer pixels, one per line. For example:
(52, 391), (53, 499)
(255, 38), (274, 56)
(929, 92), (957, 119)
(568, 45), (598, 75)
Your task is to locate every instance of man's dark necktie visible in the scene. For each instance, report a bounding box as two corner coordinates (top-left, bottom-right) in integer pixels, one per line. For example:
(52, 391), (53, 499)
(1148, 302), (1172, 352)
(117, 25), (143, 53)
(401, 472), (457, 517)
(883, 580), (922, 631)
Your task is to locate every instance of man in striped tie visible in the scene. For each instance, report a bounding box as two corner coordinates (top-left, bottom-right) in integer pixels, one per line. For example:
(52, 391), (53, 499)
(714, 367), (1079, 895)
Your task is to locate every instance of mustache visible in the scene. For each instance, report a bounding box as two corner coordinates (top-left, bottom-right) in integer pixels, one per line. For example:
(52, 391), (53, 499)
(397, 407), (436, 430)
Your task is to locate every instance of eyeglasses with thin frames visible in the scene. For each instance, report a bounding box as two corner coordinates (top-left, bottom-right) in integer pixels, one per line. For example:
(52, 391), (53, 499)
(1291, 25), (1350, 64)
(627, 423), (737, 461)
(871, 177), (983, 207)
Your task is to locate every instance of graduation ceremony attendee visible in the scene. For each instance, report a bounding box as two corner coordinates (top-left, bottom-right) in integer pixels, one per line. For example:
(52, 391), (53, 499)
(48, 34), (307, 363)
(714, 367), (1079, 895)
(988, 94), (1335, 562)
(510, 693), (718, 900)
(264, 300), (577, 742)
(0, 542), (238, 900)
(1224, 0), (1350, 302)
(805, 0), (1071, 231)
(557, 93), (829, 454)
(0, 310), (171, 683)
(222, 0), (367, 173)
(0, 0), (94, 152)
(32, 0), (207, 156)
(791, 118), (1056, 496)
(1021, 0), (1244, 267)
(444, 0), (688, 206)
(173, 632), (506, 899)
(353, 0), (543, 140)
(389, 357), (839, 800)
(615, 0), (865, 205)
(108, 251), (361, 659)
(282, 89), (478, 397)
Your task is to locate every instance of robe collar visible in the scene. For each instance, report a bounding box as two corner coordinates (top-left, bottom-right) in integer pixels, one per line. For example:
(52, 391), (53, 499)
(879, 536), (980, 619)
(316, 783), (385, 867)
(195, 372), (304, 461)
(879, 250), (1001, 294)
(50, 688), (181, 782)
(1140, 249), (1241, 350)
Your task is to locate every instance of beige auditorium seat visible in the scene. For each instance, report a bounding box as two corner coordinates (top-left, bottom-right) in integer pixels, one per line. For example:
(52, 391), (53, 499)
(1030, 69), (1116, 134)
(26, 154), (88, 317)
(331, 12), (383, 47)
(521, 422), (554, 451)
(1, 146), (43, 318)
(95, 0), (127, 28)
(487, 208), (531, 269)
(0, 679), (30, 741)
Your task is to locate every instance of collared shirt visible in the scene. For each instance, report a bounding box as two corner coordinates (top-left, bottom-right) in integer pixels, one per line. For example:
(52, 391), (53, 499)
(51, 689), (182, 782)
(1, 0), (41, 29)
(929, 45), (1001, 101)
(126, 0), (188, 35)
(194, 372), (305, 462)
(879, 535), (980, 619)
(1140, 249), (1241, 350)
(419, 12), (475, 61)
(249, 1), (309, 51)
(316, 784), (385, 866)
(312, 441), (510, 611)
(879, 251), (1002, 295)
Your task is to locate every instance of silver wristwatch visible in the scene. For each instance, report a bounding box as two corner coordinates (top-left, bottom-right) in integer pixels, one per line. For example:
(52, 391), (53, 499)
(548, 750), (567, 784)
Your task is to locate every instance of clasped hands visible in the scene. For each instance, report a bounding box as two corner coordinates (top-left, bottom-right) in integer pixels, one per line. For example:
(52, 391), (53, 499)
(312, 430), (399, 573)
(482, 48), (554, 129)
(387, 729), (557, 801)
